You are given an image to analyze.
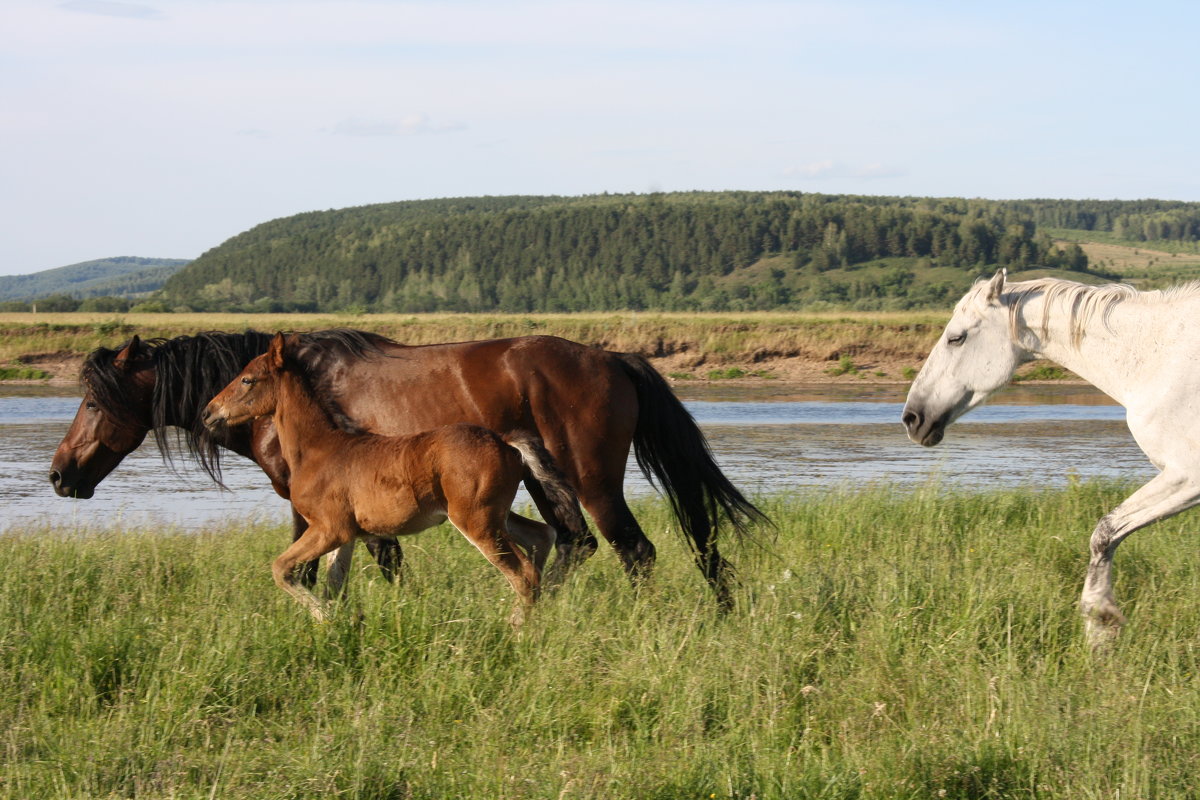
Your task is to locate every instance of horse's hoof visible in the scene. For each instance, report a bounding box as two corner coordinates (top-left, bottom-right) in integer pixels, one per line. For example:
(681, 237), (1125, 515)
(1084, 616), (1121, 653)
(508, 605), (528, 629)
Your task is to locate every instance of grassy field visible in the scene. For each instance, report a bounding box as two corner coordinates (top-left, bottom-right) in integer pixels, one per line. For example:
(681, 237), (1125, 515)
(0, 310), (950, 384)
(3, 485), (1200, 798)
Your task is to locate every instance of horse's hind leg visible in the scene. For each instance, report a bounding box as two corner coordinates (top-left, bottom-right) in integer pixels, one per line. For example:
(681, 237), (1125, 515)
(1081, 471), (1200, 649)
(579, 490), (657, 584)
(506, 512), (556, 575)
(450, 508), (540, 626)
(324, 542), (355, 600)
(525, 479), (597, 587)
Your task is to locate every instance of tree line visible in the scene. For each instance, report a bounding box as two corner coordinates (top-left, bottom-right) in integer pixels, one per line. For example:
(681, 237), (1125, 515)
(13, 193), (1194, 313)
(155, 192), (1148, 312)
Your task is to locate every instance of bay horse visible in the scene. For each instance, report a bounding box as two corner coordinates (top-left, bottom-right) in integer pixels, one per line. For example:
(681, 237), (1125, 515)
(51, 329), (765, 604)
(50, 330), (402, 584)
(903, 269), (1200, 647)
(203, 333), (580, 622)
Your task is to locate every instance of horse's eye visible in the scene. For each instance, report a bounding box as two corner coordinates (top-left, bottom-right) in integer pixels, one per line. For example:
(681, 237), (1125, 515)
(947, 332), (967, 346)
(86, 401), (98, 411)
(241, 377), (255, 386)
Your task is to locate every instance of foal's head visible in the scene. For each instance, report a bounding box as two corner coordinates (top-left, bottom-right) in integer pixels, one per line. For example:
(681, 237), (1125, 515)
(203, 333), (293, 429)
(902, 269), (1027, 446)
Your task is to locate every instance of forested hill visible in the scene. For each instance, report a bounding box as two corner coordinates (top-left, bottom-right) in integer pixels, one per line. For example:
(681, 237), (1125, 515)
(161, 192), (1200, 312)
(0, 257), (190, 302)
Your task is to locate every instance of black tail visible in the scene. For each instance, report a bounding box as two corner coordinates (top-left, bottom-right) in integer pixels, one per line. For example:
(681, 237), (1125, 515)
(617, 353), (770, 557)
(505, 432), (589, 539)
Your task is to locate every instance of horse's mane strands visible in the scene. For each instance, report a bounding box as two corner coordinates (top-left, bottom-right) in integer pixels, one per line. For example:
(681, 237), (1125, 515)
(1002, 277), (1200, 350)
(287, 330), (399, 434)
(82, 331), (276, 483)
(154, 331), (276, 482)
(80, 342), (148, 430)
(79, 328), (399, 481)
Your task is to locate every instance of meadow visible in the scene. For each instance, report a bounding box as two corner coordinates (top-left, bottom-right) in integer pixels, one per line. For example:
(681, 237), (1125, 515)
(0, 310), (949, 382)
(3, 484), (1200, 799)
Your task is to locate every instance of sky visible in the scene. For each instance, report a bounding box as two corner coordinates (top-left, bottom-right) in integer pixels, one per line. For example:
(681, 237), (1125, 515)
(2, 0), (1199, 277)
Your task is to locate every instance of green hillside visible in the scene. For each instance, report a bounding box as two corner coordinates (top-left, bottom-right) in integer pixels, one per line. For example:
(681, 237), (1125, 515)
(0, 257), (190, 302)
(160, 192), (1200, 312)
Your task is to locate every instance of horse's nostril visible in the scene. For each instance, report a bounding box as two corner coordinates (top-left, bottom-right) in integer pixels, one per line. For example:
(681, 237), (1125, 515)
(49, 470), (62, 486)
(901, 410), (921, 430)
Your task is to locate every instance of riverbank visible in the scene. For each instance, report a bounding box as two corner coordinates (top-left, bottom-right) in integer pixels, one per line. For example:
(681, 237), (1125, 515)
(2, 486), (1196, 799)
(0, 310), (1076, 385)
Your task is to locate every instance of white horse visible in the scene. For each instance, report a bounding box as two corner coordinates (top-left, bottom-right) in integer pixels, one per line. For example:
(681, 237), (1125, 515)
(902, 269), (1200, 647)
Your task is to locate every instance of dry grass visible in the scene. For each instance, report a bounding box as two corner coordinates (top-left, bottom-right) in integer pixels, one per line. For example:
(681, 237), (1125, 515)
(0, 311), (951, 384)
(1068, 240), (1200, 273)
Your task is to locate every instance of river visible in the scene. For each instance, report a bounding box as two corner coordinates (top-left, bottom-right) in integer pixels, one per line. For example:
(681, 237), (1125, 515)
(0, 383), (1150, 532)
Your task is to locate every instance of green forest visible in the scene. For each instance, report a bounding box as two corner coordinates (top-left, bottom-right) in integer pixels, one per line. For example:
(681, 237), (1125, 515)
(14, 193), (1200, 313)
(0, 257), (189, 311)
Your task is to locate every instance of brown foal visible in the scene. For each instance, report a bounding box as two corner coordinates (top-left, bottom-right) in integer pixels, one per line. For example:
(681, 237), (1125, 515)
(202, 332), (583, 623)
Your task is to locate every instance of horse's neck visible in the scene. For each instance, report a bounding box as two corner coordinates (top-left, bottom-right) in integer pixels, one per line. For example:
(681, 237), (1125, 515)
(1018, 292), (1144, 405)
(271, 374), (353, 472)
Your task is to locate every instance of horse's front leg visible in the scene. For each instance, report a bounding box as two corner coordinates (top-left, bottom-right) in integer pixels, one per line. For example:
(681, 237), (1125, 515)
(272, 523), (354, 622)
(364, 537), (404, 583)
(1081, 471), (1200, 649)
(288, 507), (322, 589)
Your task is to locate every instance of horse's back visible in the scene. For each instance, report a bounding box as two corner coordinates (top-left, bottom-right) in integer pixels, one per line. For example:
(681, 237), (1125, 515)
(337, 335), (638, 484)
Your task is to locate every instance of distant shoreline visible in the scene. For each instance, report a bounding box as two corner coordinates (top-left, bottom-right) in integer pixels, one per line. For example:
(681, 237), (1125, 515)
(0, 310), (1081, 386)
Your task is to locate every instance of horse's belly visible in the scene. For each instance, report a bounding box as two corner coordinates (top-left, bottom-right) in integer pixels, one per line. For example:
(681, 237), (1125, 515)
(358, 508), (448, 538)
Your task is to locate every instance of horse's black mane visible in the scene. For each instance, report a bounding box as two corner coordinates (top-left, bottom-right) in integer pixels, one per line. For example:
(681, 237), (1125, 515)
(80, 328), (395, 483)
(281, 339), (375, 436)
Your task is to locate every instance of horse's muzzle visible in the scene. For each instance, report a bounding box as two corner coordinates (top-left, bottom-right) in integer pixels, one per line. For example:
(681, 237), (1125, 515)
(200, 406), (223, 431)
(901, 406), (945, 447)
(49, 469), (94, 499)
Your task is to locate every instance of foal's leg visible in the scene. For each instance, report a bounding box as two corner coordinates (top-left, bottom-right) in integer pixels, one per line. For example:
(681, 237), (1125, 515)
(324, 542), (355, 600)
(450, 508), (540, 626)
(525, 479), (597, 587)
(272, 524), (355, 622)
(1081, 470), (1200, 649)
(290, 507), (321, 589)
(505, 512), (557, 575)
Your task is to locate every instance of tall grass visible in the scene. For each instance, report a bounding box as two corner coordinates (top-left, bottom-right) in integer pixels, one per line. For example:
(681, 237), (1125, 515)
(3, 485), (1200, 798)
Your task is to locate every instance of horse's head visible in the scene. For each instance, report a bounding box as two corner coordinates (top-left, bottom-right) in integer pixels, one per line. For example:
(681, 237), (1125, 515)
(902, 270), (1026, 446)
(50, 336), (154, 498)
(203, 332), (291, 429)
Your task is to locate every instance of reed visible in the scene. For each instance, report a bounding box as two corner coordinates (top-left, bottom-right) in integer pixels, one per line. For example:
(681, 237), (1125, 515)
(3, 484), (1199, 798)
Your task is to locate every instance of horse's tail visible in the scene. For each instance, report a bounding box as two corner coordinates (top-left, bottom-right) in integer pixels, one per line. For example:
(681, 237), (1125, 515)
(504, 432), (589, 539)
(616, 353), (770, 556)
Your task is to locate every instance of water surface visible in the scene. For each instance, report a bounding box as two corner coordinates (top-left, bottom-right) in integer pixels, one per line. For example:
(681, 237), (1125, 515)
(0, 384), (1150, 532)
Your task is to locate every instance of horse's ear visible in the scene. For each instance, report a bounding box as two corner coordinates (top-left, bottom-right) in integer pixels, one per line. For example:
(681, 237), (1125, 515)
(283, 333), (302, 357)
(113, 335), (143, 370)
(267, 332), (286, 368)
(985, 268), (1007, 304)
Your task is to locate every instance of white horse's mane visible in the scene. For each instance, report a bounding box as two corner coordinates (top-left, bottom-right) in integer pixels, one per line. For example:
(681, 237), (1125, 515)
(988, 276), (1200, 349)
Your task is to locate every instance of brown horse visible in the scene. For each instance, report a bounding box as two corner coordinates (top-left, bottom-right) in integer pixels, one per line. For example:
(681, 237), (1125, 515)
(51, 329), (765, 604)
(203, 333), (582, 622)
